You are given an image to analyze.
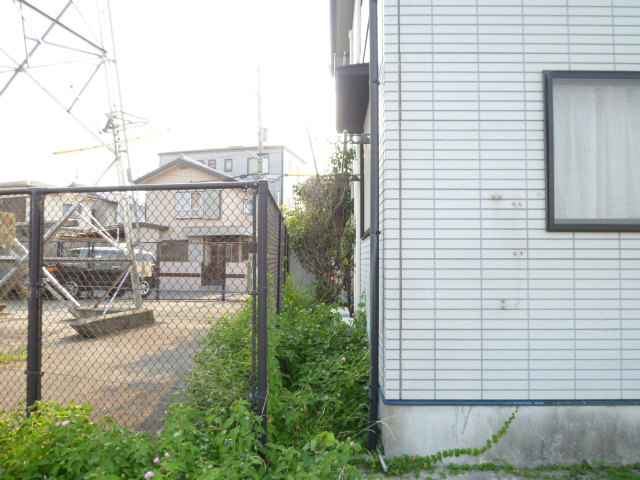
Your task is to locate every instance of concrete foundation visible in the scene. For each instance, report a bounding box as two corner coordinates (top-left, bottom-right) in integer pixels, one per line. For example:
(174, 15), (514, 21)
(379, 402), (640, 466)
(68, 308), (155, 338)
(70, 306), (129, 318)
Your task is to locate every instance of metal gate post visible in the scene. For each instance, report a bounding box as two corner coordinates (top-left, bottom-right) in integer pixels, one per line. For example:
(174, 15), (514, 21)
(26, 188), (45, 413)
(256, 180), (269, 447)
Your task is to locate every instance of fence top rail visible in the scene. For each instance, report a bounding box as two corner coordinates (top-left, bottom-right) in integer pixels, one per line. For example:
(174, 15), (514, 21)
(0, 181), (260, 196)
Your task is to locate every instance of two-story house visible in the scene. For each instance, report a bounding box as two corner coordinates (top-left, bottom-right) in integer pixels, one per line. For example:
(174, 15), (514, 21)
(157, 145), (306, 206)
(0, 180), (119, 252)
(134, 156), (254, 294)
(331, 0), (640, 465)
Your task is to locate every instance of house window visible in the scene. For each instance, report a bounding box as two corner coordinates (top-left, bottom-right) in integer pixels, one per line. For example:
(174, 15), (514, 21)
(545, 71), (640, 231)
(159, 240), (189, 261)
(243, 199), (254, 214)
(224, 158), (233, 172)
(176, 191), (202, 218)
(247, 155), (269, 174)
(207, 159), (217, 170)
(242, 241), (251, 261)
(0, 197), (26, 222)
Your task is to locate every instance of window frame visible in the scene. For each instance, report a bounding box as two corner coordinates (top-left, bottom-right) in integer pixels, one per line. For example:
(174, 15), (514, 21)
(544, 70), (640, 232)
(224, 158), (233, 172)
(243, 198), (254, 214)
(247, 155), (269, 175)
(159, 240), (189, 262)
(175, 191), (203, 219)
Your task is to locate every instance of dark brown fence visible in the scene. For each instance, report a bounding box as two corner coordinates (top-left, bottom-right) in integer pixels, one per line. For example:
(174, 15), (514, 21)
(0, 180), (285, 440)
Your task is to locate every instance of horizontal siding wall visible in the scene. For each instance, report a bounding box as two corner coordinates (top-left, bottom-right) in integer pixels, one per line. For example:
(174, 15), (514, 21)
(380, 0), (640, 401)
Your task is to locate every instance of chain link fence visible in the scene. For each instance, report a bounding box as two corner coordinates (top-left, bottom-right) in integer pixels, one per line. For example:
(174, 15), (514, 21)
(0, 180), (285, 436)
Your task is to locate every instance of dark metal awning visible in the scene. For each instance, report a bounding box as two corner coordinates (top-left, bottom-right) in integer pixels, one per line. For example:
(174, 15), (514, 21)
(335, 63), (369, 134)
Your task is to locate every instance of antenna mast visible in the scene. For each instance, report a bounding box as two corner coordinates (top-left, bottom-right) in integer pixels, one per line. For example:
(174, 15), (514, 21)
(100, 0), (143, 307)
(0, 0), (144, 309)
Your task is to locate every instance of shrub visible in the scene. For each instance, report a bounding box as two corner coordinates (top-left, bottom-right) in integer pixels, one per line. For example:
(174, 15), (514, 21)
(269, 282), (369, 446)
(0, 402), (155, 479)
(285, 146), (355, 309)
(184, 302), (255, 411)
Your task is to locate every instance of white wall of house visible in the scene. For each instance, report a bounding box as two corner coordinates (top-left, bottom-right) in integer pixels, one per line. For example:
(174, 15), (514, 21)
(158, 146), (306, 206)
(346, 0), (640, 461)
(379, 0), (640, 403)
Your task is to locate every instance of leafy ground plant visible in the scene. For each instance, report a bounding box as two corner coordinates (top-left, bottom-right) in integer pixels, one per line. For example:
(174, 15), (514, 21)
(0, 348), (27, 365)
(0, 282), (369, 479)
(0, 402), (156, 479)
(268, 281), (370, 446)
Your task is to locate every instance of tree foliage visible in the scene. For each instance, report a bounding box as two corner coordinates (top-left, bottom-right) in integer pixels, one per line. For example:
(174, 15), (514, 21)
(285, 146), (355, 310)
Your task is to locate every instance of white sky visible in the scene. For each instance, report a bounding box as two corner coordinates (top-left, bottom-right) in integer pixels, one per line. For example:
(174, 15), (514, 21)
(0, 0), (337, 186)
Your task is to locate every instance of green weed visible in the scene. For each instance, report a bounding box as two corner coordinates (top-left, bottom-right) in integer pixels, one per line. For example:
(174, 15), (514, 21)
(0, 348), (27, 365)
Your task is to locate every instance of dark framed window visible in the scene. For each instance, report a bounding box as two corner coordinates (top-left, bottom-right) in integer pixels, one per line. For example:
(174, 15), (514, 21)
(224, 158), (233, 172)
(207, 159), (217, 170)
(0, 197), (26, 222)
(159, 240), (189, 262)
(545, 70), (640, 231)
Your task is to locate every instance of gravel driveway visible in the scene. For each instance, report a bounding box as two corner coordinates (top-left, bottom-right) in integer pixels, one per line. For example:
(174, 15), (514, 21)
(0, 295), (245, 432)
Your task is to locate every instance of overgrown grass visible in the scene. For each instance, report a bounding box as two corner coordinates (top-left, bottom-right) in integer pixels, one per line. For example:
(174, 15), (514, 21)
(0, 281), (369, 479)
(269, 283), (369, 446)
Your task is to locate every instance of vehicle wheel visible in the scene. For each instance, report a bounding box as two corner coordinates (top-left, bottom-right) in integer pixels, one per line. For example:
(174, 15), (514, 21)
(64, 280), (79, 297)
(140, 278), (152, 298)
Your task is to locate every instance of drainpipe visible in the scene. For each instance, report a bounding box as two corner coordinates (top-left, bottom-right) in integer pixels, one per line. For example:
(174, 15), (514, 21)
(368, 0), (380, 452)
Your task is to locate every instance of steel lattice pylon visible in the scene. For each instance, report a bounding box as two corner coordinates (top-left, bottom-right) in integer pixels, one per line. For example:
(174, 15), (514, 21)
(0, 0), (144, 309)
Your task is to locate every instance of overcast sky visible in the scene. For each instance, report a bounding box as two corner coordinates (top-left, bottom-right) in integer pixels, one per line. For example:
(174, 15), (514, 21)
(0, 0), (337, 186)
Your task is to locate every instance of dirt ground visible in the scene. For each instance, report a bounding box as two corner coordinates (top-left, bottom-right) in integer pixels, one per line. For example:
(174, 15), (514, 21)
(0, 294), (245, 432)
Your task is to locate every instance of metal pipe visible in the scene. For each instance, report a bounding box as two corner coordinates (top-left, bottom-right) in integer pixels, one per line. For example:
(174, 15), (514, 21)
(13, 238), (80, 306)
(256, 180), (269, 447)
(0, 0), (73, 98)
(368, 0), (381, 452)
(275, 215), (283, 315)
(18, 0), (107, 55)
(26, 189), (45, 413)
(102, 267), (130, 316)
(0, 181), (258, 196)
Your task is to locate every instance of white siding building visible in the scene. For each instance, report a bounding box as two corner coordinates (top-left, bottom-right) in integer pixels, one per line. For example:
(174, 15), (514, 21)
(158, 146), (307, 207)
(332, 0), (640, 464)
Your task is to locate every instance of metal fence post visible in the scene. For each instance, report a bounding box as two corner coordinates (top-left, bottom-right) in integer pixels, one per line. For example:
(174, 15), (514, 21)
(155, 240), (161, 301)
(275, 212), (283, 315)
(256, 180), (269, 447)
(26, 188), (45, 414)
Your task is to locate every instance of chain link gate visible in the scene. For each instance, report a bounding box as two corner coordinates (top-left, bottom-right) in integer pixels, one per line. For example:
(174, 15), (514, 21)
(0, 180), (286, 442)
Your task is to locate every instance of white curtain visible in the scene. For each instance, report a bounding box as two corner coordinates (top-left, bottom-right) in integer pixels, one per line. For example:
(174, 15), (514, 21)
(553, 78), (640, 222)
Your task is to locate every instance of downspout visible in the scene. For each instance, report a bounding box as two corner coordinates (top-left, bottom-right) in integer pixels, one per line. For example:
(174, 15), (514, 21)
(367, 0), (380, 452)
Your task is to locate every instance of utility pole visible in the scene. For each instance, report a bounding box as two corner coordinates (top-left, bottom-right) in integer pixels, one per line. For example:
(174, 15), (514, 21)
(257, 66), (264, 177)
